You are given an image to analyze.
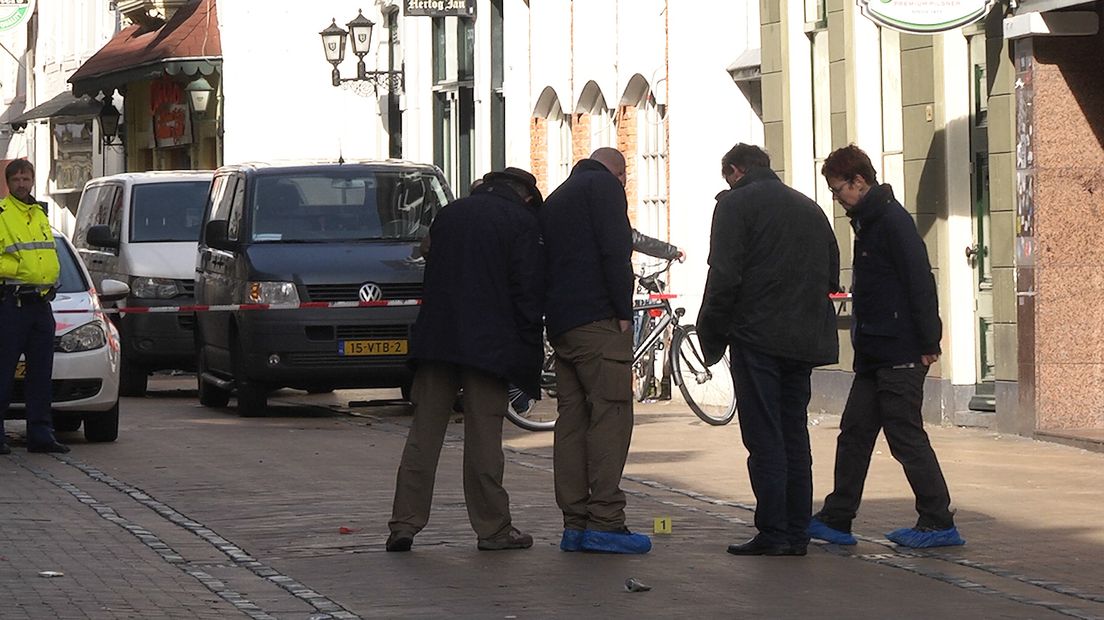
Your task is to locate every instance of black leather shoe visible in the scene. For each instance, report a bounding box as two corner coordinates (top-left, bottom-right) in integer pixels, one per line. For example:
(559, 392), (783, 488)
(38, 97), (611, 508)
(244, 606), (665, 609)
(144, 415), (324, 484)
(782, 544), (808, 556)
(386, 530), (414, 552)
(727, 537), (792, 556)
(0, 443), (10, 455)
(27, 441), (70, 454)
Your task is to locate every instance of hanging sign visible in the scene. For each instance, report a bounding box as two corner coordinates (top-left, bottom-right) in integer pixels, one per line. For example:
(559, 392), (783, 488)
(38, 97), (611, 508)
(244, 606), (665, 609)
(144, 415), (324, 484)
(403, 0), (475, 17)
(857, 0), (996, 34)
(0, 0), (34, 32)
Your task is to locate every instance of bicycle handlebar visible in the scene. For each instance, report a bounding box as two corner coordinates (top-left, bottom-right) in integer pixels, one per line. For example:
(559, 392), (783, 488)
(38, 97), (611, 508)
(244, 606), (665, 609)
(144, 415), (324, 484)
(636, 259), (676, 294)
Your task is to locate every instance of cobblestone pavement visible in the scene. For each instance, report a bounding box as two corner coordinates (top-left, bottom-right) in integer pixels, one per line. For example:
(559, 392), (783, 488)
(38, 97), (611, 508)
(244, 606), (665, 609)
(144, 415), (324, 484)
(1, 376), (1102, 619)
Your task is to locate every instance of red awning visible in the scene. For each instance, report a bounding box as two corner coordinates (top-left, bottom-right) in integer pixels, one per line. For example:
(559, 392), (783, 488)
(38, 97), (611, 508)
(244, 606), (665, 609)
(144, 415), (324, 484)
(69, 0), (221, 97)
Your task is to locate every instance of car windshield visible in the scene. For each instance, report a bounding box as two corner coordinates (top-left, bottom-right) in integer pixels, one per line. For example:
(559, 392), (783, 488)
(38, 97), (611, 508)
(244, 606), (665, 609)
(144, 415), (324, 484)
(54, 237), (88, 294)
(249, 170), (448, 242)
(130, 181), (210, 242)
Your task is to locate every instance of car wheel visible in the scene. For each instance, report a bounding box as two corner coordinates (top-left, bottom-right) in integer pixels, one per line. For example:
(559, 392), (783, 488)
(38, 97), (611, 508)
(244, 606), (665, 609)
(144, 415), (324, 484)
(233, 339), (267, 417)
(400, 380), (413, 402)
(53, 415), (82, 433)
(119, 356), (148, 397)
(83, 402), (119, 443)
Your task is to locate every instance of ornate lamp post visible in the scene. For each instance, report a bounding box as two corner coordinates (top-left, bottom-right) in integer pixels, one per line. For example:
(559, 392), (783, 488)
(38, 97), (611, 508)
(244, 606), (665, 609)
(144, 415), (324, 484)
(320, 9), (404, 157)
(320, 10), (404, 94)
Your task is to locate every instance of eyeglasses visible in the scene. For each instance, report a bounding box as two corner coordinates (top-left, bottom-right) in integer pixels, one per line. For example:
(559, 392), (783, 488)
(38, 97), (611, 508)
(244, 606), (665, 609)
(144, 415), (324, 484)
(828, 182), (848, 196)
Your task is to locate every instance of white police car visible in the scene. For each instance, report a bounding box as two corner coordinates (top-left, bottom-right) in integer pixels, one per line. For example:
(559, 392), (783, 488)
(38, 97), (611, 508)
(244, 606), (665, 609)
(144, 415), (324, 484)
(6, 233), (129, 443)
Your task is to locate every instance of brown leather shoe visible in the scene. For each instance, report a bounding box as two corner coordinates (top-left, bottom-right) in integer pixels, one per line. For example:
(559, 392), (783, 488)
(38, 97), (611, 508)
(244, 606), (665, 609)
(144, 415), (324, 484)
(477, 527), (533, 551)
(386, 530), (414, 552)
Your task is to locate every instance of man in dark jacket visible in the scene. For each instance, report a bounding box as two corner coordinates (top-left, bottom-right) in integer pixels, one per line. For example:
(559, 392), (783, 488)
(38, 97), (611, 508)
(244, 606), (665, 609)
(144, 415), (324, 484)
(698, 143), (839, 556)
(387, 167), (544, 553)
(809, 145), (964, 549)
(541, 147), (651, 554)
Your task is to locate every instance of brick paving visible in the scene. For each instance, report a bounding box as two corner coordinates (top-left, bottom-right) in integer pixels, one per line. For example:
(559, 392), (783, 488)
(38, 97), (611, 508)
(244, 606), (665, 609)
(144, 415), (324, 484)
(0, 375), (1102, 618)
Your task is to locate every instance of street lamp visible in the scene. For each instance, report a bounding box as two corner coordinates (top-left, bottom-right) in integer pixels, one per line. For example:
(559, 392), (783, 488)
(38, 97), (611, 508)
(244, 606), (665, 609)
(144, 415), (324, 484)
(185, 76), (214, 116)
(98, 100), (122, 146)
(320, 8), (405, 158)
(320, 9), (403, 93)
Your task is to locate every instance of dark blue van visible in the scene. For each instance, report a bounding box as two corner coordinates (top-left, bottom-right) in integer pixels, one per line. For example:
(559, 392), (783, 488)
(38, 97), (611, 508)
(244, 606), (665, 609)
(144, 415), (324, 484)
(194, 161), (451, 415)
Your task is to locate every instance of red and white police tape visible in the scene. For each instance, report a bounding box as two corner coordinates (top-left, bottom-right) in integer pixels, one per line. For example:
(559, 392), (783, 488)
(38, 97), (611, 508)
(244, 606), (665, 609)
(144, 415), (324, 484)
(53, 299), (422, 315)
(54, 294), (851, 315)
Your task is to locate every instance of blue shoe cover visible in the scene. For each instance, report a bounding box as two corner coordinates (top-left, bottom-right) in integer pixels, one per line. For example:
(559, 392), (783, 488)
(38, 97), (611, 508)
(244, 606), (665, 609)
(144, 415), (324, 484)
(885, 526), (965, 548)
(580, 529), (652, 554)
(808, 518), (857, 545)
(560, 528), (584, 552)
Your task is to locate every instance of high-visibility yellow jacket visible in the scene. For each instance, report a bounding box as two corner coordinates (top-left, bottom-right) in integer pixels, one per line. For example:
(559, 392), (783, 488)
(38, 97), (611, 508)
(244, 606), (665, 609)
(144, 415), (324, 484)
(0, 194), (59, 287)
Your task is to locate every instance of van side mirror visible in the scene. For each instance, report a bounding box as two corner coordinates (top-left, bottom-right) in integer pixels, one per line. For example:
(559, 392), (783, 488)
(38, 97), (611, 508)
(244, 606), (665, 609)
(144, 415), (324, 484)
(204, 220), (236, 251)
(87, 225), (119, 250)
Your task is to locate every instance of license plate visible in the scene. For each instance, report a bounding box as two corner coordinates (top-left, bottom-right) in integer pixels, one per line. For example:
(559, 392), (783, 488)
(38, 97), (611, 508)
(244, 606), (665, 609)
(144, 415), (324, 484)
(14, 361), (25, 379)
(339, 339), (408, 356)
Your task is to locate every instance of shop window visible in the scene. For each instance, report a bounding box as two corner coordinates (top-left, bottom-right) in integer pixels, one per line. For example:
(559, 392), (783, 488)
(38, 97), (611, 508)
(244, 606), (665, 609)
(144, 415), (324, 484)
(636, 95), (667, 242)
(880, 28), (904, 196)
(432, 15), (476, 195)
(490, 0), (505, 171)
(809, 27), (831, 211)
(546, 102), (572, 190)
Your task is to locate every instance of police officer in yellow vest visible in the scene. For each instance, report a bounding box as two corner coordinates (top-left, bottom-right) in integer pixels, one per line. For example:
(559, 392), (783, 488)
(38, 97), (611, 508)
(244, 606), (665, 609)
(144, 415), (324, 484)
(0, 159), (69, 454)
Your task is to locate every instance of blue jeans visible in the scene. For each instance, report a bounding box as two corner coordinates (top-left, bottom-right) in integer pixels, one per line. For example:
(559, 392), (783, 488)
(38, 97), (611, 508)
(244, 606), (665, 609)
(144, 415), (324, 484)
(729, 344), (814, 547)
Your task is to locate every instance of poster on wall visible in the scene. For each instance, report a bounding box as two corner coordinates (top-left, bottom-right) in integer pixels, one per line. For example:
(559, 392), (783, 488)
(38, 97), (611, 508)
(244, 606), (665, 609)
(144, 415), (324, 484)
(150, 77), (193, 148)
(0, 0), (34, 33)
(1014, 39), (1036, 273)
(857, 0), (996, 34)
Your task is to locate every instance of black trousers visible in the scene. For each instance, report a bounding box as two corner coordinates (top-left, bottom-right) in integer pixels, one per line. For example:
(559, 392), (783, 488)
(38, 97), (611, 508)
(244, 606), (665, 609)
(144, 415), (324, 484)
(729, 345), (814, 547)
(0, 296), (58, 447)
(817, 365), (954, 532)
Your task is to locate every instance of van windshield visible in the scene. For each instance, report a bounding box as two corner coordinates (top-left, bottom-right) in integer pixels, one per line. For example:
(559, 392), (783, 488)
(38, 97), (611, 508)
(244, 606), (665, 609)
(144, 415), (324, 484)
(130, 181), (211, 242)
(249, 170), (448, 242)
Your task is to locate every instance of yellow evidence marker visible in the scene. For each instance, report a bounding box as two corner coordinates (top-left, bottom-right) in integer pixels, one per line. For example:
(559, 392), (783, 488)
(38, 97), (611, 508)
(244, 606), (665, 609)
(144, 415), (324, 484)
(653, 517), (672, 534)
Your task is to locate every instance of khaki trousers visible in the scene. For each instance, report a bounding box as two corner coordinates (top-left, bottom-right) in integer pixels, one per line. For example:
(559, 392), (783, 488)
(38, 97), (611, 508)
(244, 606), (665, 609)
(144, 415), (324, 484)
(551, 318), (635, 531)
(389, 361), (513, 540)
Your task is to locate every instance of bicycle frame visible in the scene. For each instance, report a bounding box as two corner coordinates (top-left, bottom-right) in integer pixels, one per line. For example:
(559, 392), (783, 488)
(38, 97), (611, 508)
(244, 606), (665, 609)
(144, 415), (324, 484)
(632, 300), (676, 365)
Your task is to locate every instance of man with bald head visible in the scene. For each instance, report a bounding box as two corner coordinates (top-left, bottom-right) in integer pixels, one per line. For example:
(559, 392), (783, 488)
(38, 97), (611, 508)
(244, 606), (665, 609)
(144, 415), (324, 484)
(540, 147), (651, 554)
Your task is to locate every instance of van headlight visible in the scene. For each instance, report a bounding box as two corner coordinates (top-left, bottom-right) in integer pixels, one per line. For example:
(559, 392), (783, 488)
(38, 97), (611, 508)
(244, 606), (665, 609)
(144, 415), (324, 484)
(246, 282), (300, 305)
(131, 277), (183, 299)
(56, 323), (107, 353)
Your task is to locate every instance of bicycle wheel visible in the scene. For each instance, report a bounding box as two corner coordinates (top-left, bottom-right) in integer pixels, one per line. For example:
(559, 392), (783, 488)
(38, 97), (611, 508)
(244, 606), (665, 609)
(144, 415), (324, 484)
(505, 343), (559, 432)
(671, 325), (737, 425)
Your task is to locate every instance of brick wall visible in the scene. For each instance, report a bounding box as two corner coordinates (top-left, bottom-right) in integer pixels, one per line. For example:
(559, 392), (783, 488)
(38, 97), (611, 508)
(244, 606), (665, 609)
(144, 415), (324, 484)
(617, 105), (639, 225)
(530, 117), (548, 196)
(572, 113), (591, 164)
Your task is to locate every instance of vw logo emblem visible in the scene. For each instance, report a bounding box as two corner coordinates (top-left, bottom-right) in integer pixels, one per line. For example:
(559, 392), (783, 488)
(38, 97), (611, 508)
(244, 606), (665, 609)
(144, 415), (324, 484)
(359, 282), (383, 302)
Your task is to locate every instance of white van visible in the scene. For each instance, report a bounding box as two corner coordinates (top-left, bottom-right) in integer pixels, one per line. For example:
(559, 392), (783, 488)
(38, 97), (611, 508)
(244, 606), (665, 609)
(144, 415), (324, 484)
(72, 171), (213, 396)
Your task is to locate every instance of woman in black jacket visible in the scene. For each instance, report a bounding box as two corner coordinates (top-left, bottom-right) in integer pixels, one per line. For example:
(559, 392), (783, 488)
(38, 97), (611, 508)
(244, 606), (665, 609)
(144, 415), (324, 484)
(809, 145), (964, 549)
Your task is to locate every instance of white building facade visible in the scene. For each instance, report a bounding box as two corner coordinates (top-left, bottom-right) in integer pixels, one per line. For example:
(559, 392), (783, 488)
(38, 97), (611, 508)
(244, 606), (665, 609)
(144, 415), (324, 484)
(213, 0), (762, 316)
(1, 0), (123, 236)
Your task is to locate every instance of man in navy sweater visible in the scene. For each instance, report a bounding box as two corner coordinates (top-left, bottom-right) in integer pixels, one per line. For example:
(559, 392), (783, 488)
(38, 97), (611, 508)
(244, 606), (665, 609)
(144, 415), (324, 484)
(540, 148), (651, 554)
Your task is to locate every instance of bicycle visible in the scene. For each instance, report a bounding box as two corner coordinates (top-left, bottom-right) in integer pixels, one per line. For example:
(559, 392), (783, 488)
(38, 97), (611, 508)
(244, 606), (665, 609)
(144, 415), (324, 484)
(504, 260), (738, 431)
